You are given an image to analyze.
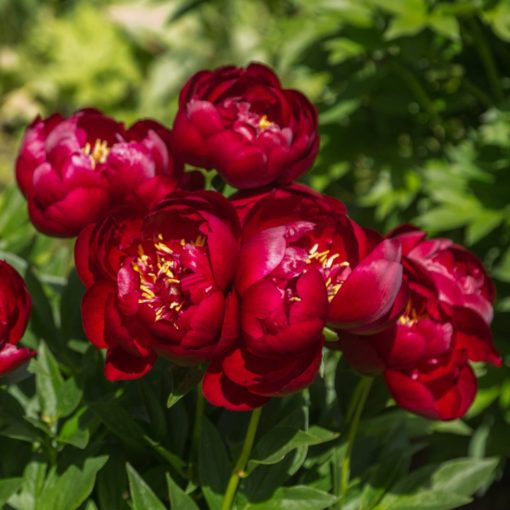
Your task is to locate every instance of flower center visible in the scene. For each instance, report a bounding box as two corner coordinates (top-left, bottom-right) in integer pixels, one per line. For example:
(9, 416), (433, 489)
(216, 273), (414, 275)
(398, 299), (428, 326)
(258, 114), (274, 130)
(307, 243), (351, 302)
(83, 139), (110, 168)
(131, 233), (208, 322)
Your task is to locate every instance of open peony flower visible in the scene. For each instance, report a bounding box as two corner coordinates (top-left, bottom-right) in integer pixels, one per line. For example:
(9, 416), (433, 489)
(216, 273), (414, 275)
(16, 109), (188, 237)
(75, 190), (240, 381)
(171, 63), (319, 189)
(203, 189), (405, 411)
(337, 226), (500, 420)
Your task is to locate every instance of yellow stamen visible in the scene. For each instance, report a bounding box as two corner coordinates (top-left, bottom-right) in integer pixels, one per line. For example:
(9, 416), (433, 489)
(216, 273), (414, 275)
(258, 115), (273, 130)
(83, 139), (110, 168)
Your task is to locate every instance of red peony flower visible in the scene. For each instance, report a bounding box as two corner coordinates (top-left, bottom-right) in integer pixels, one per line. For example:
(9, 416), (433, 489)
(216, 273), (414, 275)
(16, 109), (186, 237)
(202, 190), (405, 410)
(171, 63), (319, 189)
(0, 261), (34, 376)
(337, 227), (500, 421)
(75, 191), (240, 381)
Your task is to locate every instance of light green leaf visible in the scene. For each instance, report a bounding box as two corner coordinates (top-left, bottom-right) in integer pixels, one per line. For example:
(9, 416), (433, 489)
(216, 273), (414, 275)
(167, 474), (199, 510)
(38, 456), (108, 510)
(126, 464), (166, 510)
(430, 458), (499, 496)
(30, 342), (63, 429)
(245, 486), (337, 510)
(377, 490), (471, 510)
(0, 478), (23, 507)
(249, 426), (338, 469)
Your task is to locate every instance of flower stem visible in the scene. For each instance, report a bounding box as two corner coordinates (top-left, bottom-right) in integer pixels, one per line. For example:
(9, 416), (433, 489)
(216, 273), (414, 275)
(191, 387), (205, 460)
(221, 407), (263, 510)
(338, 376), (373, 508)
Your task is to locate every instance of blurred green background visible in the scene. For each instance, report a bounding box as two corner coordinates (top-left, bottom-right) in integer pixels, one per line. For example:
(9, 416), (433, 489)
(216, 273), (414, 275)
(0, 0), (509, 508)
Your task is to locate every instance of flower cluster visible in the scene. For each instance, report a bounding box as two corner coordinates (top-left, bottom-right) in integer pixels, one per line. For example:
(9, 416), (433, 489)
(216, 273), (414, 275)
(16, 62), (500, 420)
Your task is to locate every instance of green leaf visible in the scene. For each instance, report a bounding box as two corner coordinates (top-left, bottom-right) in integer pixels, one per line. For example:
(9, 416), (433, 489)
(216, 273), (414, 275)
(58, 407), (92, 449)
(126, 463), (166, 510)
(38, 455), (108, 510)
(167, 474), (199, 510)
(245, 486), (337, 510)
(0, 477), (23, 507)
(23, 266), (59, 343)
(249, 426), (338, 469)
(88, 396), (146, 450)
(166, 365), (205, 408)
(8, 461), (47, 510)
(430, 457), (499, 496)
(198, 417), (231, 510)
(30, 342), (63, 428)
(59, 268), (85, 341)
(465, 210), (502, 245)
(56, 376), (82, 419)
(377, 491), (471, 510)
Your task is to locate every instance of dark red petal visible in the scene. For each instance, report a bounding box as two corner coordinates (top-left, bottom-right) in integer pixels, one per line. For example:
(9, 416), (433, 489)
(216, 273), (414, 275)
(328, 258), (403, 330)
(104, 348), (156, 381)
(235, 226), (287, 295)
(0, 344), (35, 375)
(81, 282), (113, 349)
(202, 361), (269, 411)
(385, 370), (440, 419)
(453, 307), (502, 366)
(74, 224), (95, 287)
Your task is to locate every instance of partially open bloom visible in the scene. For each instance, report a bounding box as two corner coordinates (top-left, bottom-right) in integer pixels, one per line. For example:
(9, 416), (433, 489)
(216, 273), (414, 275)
(172, 63), (319, 189)
(0, 261), (34, 375)
(338, 227), (500, 420)
(75, 191), (240, 381)
(202, 191), (404, 410)
(16, 109), (185, 237)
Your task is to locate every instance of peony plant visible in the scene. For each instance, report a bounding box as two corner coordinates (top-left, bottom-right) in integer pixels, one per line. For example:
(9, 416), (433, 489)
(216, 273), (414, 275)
(8, 62), (502, 510)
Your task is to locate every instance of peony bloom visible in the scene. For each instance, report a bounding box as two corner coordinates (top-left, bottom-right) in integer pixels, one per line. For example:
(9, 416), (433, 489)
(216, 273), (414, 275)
(338, 226), (500, 421)
(16, 109), (185, 237)
(75, 191), (240, 381)
(171, 63), (319, 189)
(0, 261), (34, 375)
(202, 190), (405, 410)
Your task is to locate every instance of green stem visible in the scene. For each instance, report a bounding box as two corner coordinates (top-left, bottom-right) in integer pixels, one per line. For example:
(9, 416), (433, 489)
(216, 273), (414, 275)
(338, 377), (373, 508)
(466, 16), (504, 103)
(221, 407), (263, 510)
(191, 387), (205, 460)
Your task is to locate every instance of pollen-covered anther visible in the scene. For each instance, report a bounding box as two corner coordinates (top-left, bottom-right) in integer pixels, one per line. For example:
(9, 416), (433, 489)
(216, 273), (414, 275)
(83, 139), (110, 168)
(398, 300), (428, 326)
(258, 114), (274, 130)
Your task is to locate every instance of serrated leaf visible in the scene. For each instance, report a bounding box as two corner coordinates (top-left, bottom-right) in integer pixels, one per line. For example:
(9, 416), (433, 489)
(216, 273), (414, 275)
(244, 486), (337, 510)
(167, 474), (199, 510)
(126, 464), (166, 510)
(38, 455), (108, 510)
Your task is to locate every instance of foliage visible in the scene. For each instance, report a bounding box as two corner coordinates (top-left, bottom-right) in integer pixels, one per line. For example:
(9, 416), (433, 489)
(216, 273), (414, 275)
(0, 0), (509, 508)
